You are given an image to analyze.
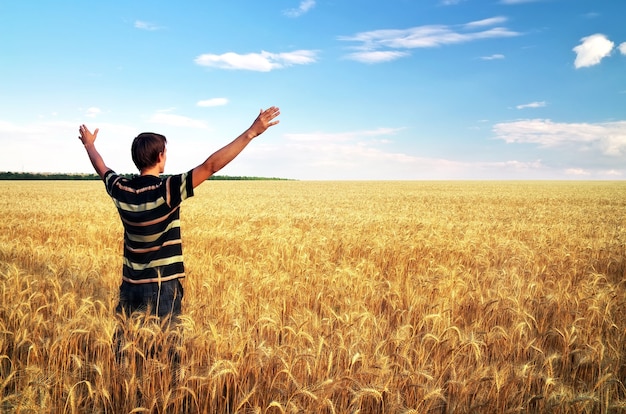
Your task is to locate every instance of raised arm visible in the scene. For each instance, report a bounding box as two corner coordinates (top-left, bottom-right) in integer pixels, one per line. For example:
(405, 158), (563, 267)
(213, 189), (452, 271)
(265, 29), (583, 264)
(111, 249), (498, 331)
(78, 124), (110, 180)
(191, 106), (280, 188)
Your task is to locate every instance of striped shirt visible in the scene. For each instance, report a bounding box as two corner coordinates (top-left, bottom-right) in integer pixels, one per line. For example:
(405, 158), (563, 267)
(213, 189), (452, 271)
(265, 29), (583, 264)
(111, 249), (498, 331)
(104, 170), (194, 284)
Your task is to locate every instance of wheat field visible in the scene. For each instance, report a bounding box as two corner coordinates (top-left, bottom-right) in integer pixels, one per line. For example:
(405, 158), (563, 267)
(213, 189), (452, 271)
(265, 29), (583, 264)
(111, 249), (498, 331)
(1, 180), (625, 413)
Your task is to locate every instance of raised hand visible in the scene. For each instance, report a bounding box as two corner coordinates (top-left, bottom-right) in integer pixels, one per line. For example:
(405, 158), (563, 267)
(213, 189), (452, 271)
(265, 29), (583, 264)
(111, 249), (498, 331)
(249, 106), (280, 138)
(78, 124), (99, 147)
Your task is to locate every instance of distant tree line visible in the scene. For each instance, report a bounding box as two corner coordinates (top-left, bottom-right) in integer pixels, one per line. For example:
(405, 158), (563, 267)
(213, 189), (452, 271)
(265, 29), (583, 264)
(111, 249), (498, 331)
(0, 172), (292, 181)
(0, 172), (103, 180)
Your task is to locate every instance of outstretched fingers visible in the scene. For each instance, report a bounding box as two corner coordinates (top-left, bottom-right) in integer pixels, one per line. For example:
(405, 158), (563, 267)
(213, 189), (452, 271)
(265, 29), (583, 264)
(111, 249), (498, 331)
(250, 107), (280, 136)
(78, 124), (99, 145)
(261, 106), (280, 126)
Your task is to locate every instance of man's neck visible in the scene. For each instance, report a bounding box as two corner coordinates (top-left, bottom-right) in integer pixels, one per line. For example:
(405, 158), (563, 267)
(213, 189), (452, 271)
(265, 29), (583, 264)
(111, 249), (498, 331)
(140, 166), (161, 177)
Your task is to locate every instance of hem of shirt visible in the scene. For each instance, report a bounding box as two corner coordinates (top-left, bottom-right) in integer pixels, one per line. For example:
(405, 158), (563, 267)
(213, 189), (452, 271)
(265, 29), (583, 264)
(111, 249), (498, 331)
(121, 274), (185, 284)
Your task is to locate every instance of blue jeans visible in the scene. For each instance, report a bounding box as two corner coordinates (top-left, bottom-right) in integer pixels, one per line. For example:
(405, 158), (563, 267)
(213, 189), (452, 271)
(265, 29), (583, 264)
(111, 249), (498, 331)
(115, 278), (183, 319)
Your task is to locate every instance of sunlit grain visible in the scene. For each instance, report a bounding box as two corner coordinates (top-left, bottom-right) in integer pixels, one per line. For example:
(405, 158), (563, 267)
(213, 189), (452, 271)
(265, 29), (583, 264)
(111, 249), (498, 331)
(1, 180), (625, 412)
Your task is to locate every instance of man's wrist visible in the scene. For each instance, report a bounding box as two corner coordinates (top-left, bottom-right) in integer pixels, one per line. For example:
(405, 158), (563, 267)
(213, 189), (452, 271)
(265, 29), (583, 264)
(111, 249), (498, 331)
(244, 129), (258, 140)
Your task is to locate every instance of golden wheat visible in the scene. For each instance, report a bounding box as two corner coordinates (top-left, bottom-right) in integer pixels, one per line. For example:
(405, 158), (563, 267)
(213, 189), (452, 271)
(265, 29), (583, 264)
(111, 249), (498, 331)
(1, 180), (625, 413)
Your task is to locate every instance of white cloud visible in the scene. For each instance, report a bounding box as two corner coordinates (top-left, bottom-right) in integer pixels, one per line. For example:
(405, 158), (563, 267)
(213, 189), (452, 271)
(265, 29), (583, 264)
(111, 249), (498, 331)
(573, 34), (614, 68)
(245, 130), (442, 179)
(239, 132), (554, 180)
(148, 110), (209, 129)
(516, 101), (546, 109)
(480, 54), (505, 60)
(2, 117), (623, 179)
(344, 51), (410, 64)
(565, 168), (591, 176)
(619, 42), (626, 55)
(269, 127), (552, 179)
(339, 18), (520, 63)
(601, 169), (623, 177)
(0, 120), (46, 134)
(195, 50), (317, 71)
(197, 98), (228, 107)
(284, 0), (315, 18)
(465, 17), (508, 28)
(0, 119), (138, 174)
(85, 107), (102, 118)
(134, 20), (162, 31)
(493, 119), (626, 156)
(285, 127), (404, 142)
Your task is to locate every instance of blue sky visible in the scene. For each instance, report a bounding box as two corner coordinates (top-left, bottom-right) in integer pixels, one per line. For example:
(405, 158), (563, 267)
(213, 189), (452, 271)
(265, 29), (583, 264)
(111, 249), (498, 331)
(1, 0), (625, 180)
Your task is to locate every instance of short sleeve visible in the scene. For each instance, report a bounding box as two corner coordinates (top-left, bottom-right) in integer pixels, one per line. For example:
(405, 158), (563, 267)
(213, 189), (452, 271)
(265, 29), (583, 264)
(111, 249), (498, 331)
(165, 170), (194, 208)
(103, 170), (118, 197)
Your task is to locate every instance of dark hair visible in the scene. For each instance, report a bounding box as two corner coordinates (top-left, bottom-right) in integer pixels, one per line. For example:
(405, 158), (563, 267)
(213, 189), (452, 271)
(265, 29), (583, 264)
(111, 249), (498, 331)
(131, 133), (167, 171)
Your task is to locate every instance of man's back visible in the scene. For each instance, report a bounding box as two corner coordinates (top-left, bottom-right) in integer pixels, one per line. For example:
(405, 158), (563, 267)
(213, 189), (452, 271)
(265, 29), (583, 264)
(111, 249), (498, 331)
(104, 170), (194, 284)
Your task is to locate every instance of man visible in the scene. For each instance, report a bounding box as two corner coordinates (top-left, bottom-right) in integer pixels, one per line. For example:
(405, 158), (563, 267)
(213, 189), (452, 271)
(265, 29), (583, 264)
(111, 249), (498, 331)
(78, 106), (280, 321)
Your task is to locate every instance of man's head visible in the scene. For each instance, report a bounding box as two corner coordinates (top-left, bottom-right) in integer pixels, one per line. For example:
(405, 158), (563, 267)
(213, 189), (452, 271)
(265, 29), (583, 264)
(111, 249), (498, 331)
(131, 133), (167, 172)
